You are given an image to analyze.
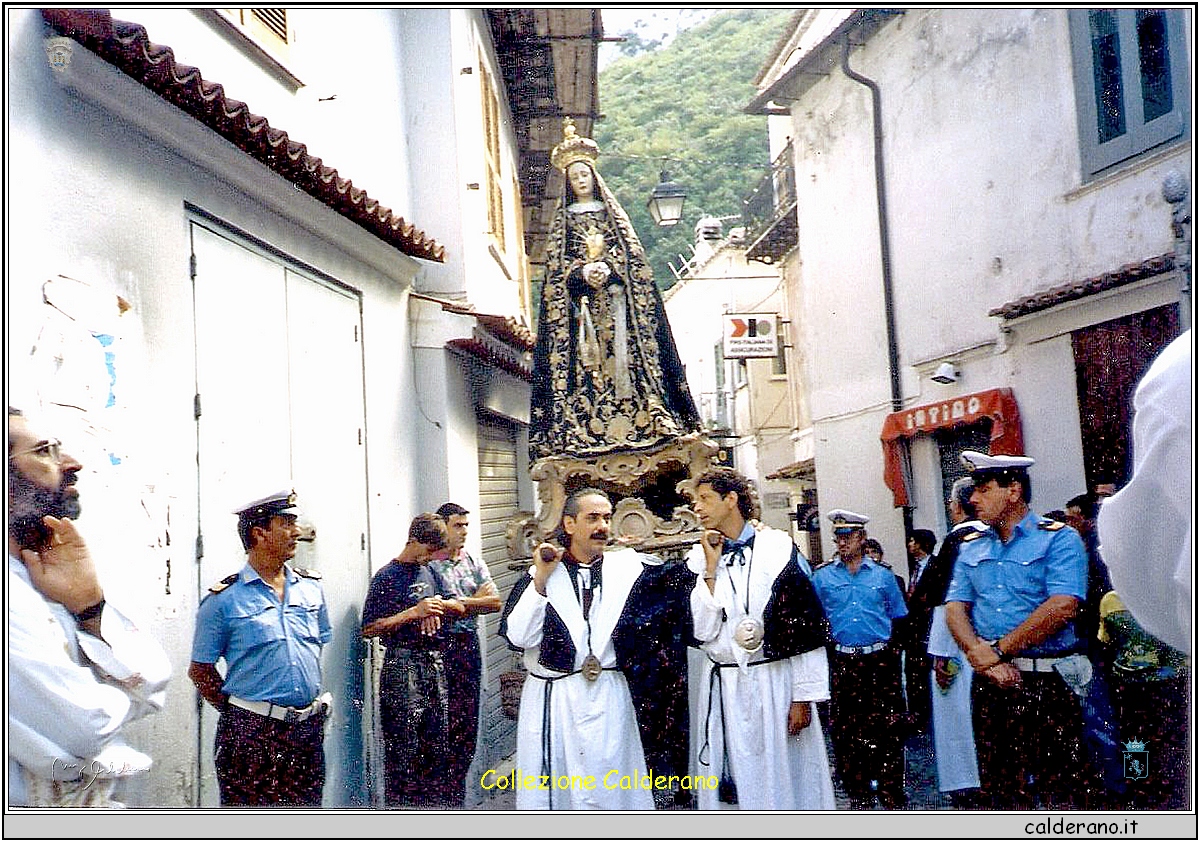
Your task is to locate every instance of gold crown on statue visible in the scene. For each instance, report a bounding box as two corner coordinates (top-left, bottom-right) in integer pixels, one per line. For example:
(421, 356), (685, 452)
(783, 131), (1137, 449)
(550, 117), (600, 172)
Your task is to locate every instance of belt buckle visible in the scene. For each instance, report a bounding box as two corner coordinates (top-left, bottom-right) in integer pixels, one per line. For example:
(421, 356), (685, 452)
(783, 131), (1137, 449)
(284, 707), (302, 725)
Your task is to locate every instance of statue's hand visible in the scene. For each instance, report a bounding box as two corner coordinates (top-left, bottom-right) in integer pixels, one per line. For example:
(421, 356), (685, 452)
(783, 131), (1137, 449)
(582, 260), (611, 289)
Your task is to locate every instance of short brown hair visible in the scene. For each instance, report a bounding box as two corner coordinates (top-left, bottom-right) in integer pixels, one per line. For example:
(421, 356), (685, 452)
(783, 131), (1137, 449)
(694, 468), (760, 521)
(409, 513), (448, 549)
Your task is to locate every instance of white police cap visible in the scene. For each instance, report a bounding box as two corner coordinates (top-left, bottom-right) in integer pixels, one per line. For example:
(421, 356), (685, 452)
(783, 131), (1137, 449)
(233, 488), (299, 519)
(960, 451), (1035, 473)
(827, 509), (869, 531)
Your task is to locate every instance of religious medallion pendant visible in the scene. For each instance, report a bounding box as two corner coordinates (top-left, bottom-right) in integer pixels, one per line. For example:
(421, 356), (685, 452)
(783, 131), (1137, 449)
(733, 617), (765, 652)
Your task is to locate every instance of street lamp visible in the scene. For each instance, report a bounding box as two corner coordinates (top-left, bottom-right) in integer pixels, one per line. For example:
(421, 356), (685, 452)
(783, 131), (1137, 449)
(647, 171), (686, 227)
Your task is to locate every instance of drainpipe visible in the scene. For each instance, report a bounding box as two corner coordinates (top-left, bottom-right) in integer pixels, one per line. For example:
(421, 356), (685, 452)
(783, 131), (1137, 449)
(841, 36), (902, 413)
(841, 36), (912, 531)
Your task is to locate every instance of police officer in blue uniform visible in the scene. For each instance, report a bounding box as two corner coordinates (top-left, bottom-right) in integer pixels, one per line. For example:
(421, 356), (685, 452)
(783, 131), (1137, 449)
(189, 489), (333, 806)
(945, 452), (1089, 810)
(811, 509), (909, 809)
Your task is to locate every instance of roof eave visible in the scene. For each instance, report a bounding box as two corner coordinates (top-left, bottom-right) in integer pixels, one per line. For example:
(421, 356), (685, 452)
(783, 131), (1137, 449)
(744, 10), (904, 115)
(41, 8), (446, 263)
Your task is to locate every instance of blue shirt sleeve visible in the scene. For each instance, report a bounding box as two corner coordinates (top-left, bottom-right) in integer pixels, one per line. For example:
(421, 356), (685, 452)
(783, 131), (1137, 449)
(191, 592), (228, 664)
(1043, 528), (1088, 600)
(316, 586), (333, 645)
(810, 568), (828, 604)
(883, 570), (908, 619)
(944, 553), (976, 604)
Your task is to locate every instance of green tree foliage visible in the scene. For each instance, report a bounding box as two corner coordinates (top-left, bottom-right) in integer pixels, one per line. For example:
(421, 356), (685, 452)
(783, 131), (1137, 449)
(614, 30), (662, 58)
(595, 9), (791, 289)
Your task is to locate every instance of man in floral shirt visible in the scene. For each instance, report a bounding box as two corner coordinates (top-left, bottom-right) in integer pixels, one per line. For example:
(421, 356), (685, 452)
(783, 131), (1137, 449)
(430, 502), (501, 807)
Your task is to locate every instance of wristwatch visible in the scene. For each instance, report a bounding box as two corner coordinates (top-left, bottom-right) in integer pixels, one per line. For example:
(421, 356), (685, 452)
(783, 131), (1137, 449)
(72, 598), (106, 623)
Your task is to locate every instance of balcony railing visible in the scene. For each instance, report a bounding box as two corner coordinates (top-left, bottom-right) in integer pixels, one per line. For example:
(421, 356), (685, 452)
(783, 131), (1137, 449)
(742, 140), (798, 264)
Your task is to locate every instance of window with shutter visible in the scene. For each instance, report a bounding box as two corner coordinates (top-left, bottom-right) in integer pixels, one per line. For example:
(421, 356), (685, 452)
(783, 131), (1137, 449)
(1069, 9), (1189, 179)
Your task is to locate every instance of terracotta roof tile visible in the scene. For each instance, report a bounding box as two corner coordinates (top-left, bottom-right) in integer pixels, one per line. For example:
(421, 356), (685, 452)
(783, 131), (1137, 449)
(474, 313), (535, 352)
(989, 253), (1175, 320)
(447, 336), (533, 381)
(765, 459), (814, 481)
(42, 8), (445, 263)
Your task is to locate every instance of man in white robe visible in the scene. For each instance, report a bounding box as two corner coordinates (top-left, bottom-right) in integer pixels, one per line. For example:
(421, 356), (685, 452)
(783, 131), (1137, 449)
(926, 477), (983, 803)
(501, 487), (682, 810)
(1097, 329), (1190, 655)
(687, 468), (834, 810)
(8, 407), (171, 807)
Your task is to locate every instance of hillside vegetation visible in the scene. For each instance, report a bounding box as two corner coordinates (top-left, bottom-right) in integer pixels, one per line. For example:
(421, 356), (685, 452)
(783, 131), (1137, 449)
(595, 9), (793, 288)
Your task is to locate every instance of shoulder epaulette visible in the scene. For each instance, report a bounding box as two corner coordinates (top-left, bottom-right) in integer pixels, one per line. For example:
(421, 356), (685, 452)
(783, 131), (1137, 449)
(293, 567), (323, 580)
(207, 572), (240, 594)
(1039, 520), (1066, 532)
(960, 528), (986, 542)
(811, 559), (834, 572)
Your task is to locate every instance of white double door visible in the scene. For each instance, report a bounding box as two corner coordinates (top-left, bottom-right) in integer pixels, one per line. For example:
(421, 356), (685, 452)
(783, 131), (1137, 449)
(191, 222), (371, 806)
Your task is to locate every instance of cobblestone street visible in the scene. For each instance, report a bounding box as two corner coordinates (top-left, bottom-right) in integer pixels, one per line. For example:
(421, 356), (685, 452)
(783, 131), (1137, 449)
(472, 726), (950, 812)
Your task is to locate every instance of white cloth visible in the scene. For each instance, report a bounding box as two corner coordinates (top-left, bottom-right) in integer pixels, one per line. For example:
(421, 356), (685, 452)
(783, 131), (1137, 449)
(8, 554), (171, 806)
(926, 605), (979, 792)
(503, 548), (653, 809)
(1097, 330), (1192, 655)
(685, 526), (835, 810)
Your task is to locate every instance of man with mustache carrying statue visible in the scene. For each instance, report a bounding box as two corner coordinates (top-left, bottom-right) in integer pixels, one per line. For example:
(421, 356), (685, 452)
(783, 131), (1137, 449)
(500, 487), (695, 810)
(8, 406), (171, 807)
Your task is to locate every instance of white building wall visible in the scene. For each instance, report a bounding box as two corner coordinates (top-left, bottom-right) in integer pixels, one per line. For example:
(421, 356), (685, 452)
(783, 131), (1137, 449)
(9, 7), (532, 806)
(663, 244), (781, 433)
(778, 8), (1189, 560)
(396, 10), (528, 321)
(107, 8), (416, 217)
(663, 241), (794, 528)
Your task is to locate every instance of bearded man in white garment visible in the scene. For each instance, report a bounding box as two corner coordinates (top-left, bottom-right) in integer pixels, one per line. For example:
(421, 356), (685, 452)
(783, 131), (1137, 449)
(687, 468), (835, 810)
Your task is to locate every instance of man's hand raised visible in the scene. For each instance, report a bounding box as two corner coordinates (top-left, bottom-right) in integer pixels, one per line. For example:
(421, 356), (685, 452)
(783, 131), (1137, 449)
(533, 543), (563, 596)
(21, 516), (103, 615)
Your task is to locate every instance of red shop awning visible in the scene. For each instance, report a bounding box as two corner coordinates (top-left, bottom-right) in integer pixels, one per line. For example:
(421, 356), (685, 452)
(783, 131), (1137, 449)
(880, 387), (1024, 507)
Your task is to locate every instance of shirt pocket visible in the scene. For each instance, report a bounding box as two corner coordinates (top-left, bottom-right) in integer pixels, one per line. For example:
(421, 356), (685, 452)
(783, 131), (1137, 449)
(1004, 553), (1048, 602)
(284, 600), (324, 644)
(960, 550), (1001, 595)
(228, 604), (285, 651)
(823, 578), (853, 612)
(870, 575), (894, 597)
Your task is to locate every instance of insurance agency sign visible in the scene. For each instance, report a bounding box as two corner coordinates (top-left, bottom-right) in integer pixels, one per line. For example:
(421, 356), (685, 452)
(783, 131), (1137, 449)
(722, 313), (779, 359)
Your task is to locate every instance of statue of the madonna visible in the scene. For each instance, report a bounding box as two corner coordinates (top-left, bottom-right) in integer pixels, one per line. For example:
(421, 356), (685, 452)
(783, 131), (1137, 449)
(530, 119), (701, 461)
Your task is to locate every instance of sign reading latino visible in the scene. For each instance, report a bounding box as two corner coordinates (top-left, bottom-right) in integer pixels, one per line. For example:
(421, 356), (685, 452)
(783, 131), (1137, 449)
(880, 387), (1024, 507)
(723, 313), (779, 359)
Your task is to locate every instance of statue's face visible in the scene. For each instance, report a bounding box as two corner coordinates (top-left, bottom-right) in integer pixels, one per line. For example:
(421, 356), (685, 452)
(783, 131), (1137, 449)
(567, 162), (594, 201)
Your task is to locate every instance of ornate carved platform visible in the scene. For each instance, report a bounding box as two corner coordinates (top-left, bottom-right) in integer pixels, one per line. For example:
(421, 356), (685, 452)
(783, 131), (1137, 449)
(510, 432), (718, 562)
